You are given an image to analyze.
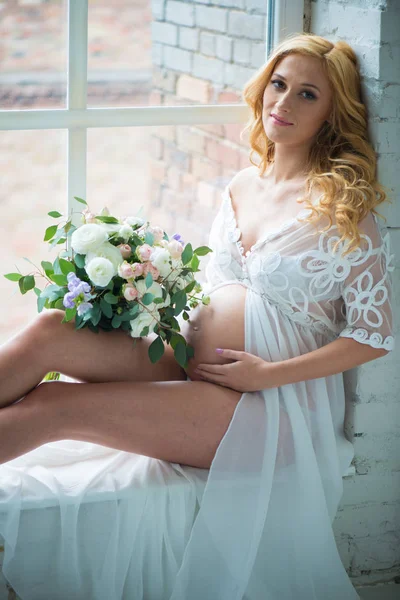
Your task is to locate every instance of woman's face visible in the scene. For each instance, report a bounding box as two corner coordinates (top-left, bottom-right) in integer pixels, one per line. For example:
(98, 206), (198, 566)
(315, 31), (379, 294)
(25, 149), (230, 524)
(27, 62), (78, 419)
(262, 53), (333, 147)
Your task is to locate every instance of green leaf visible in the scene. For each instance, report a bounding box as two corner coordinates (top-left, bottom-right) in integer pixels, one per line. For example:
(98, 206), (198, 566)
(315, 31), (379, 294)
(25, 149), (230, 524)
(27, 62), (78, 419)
(66, 224), (77, 238)
(59, 258), (76, 276)
(74, 196), (88, 205)
(53, 256), (62, 275)
(18, 277), (28, 295)
(50, 273), (68, 286)
(33, 287), (42, 297)
(37, 294), (47, 313)
(95, 215), (119, 224)
(139, 325), (150, 337)
(100, 298), (113, 318)
(148, 336), (165, 364)
(174, 342), (187, 369)
(184, 280), (196, 294)
(104, 292), (118, 304)
(145, 272), (153, 289)
(141, 292), (155, 306)
(144, 231), (154, 246)
(54, 298), (64, 310)
(170, 332), (186, 350)
(186, 344), (195, 359)
(90, 303), (102, 326)
(62, 307), (76, 323)
(44, 225), (58, 242)
(181, 243), (193, 265)
(23, 275), (35, 292)
(48, 211), (62, 218)
(182, 311), (189, 321)
(74, 254), (85, 269)
(40, 284), (66, 302)
(190, 254), (200, 271)
(41, 261), (54, 276)
(194, 246), (213, 256)
(4, 272), (22, 282)
(173, 290), (187, 316)
(55, 237), (67, 246)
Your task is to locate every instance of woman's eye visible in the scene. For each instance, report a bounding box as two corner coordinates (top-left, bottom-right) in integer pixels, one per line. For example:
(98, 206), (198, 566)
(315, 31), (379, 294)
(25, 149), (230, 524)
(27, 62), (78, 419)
(271, 80), (316, 100)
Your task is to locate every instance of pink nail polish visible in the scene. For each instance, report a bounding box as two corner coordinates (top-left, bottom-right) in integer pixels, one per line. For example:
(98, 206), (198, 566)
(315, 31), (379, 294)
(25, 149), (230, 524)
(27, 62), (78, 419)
(216, 348), (223, 354)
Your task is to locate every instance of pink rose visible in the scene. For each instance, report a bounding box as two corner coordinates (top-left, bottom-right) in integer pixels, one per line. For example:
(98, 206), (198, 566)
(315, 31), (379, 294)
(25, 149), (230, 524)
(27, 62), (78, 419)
(82, 208), (97, 224)
(143, 261), (160, 280)
(117, 244), (132, 259)
(167, 240), (184, 259)
(123, 284), (139, 302)
(136, 243), (153, 262)
(118, 261), (135, 280)
(148, 226), (165, 243)
(131, 262), (144, 277)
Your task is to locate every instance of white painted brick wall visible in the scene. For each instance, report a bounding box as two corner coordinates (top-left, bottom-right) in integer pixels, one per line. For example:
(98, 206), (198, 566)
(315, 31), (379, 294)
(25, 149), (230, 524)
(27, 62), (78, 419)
(310, 0), (400, 587)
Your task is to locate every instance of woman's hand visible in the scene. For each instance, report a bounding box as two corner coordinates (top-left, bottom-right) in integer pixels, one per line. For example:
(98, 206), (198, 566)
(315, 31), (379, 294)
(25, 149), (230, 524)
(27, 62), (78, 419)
(194, 348), (280, 393)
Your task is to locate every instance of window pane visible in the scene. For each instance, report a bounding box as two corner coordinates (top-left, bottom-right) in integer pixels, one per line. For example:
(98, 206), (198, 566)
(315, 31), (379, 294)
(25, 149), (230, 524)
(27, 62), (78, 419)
(0, 130), (67, 344)
(87, 123), (250, 268)
(0, 0), (68, 110)
(87, 0), (267, 108)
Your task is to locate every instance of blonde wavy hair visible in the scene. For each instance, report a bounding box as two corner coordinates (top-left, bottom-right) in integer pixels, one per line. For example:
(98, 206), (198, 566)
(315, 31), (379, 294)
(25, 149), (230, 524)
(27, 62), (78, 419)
(241, 33), (392, 257)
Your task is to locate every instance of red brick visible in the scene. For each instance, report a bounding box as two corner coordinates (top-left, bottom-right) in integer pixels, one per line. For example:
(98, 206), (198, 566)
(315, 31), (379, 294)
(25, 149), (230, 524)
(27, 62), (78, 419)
(191, 156), (221, 182)
(150, 158), (167, 182)
(167, 165), (182, 191)
(195, 123), (225, 137)
(176, 127), (206, 155)
(164, 94), (193, 106)
(177, 74), (212, 104)
(181, 172), (197, 194)
(149, 136), (164, 161)
(205, 139), (241, 171)
(218, 90), (242, 103)
(196, 180), (217, 210)
(157, 126), (176, 143)
(223, 123), (247, 144)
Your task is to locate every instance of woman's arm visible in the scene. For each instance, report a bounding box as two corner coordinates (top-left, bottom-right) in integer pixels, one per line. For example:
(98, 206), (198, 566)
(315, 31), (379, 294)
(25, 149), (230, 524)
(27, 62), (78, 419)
(268, 337), (389, 387)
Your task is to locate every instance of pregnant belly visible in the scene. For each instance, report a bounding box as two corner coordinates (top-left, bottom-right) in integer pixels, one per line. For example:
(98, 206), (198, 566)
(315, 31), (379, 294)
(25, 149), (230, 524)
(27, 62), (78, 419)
(178, 283), (247, 381)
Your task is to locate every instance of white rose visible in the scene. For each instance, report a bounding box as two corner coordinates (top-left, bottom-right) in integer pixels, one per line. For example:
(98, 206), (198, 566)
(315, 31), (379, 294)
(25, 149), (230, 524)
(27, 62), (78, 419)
(71, 224), (108, 255)
(124, 216), (145, 227)
(97, 223), (122, 235)
(130, 309), (160, 338)
(119, 223), (133, 242)
(135, 279), (170, 309)
(86, 257), (114, 287)
(85, 242), (123, 274)
(150, 247), (173, 278)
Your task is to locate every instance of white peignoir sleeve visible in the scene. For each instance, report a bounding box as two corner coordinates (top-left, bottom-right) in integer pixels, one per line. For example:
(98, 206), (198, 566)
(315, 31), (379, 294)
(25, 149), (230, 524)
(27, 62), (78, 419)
(338, 211), (395, 352)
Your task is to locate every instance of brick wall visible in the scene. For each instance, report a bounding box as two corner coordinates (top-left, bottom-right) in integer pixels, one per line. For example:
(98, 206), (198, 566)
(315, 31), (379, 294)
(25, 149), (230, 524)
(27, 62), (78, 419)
(148, 0), (268, 254)
(308, 0), (400, 587)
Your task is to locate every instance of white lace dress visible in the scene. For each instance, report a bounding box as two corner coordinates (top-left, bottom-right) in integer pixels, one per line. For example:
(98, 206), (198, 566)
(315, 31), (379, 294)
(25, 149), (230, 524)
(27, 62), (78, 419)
(0, 184), (395, 600)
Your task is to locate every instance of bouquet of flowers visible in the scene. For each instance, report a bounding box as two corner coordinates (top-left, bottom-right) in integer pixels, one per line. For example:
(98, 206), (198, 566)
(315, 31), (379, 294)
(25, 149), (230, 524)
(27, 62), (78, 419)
(4, 196), (212, 370)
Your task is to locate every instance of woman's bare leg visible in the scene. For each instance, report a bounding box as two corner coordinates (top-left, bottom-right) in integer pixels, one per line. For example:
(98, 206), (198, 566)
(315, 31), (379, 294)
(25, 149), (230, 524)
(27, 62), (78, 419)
(0, 309), (186, 409)
(0, 379), (241, 468)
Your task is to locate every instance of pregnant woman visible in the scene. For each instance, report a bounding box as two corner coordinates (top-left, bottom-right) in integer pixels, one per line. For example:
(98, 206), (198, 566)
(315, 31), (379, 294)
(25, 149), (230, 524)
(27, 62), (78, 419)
(0, 34), (395, 600)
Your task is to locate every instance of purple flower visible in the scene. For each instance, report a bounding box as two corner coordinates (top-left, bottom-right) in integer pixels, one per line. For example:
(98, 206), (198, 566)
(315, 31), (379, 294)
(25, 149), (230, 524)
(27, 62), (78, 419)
(77, 302), (93, 316)
(172, 233), (185, 246)
(63, 291), (77, 309)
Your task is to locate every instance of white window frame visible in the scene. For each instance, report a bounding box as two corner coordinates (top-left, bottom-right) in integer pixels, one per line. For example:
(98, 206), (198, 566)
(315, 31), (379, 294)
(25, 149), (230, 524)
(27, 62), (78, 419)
(0, 0), (304, 226)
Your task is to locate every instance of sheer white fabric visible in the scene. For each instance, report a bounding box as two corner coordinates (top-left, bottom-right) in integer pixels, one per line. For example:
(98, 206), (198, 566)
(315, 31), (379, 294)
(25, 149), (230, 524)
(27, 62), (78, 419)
(0, 183), (395, 600)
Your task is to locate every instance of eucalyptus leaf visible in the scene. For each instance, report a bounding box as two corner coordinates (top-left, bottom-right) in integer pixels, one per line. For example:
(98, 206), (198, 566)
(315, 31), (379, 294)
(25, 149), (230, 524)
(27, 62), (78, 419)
(174, 342), (187, 369)
(23, 275), (35, 292)
(145, 272), (153, 289)
(44, 225), (58, 242)
(74, 254), (85, 269)
(139, 325), (150, 337)
(181, 243), (193, 265)
(51, 274), (68, 286)
(194, 246), (213, 256)
(104, 292), (118, 304)
(148, 336), (165, 364)
(95, 215), (119, 224)
(48, 211), (62, 218)
(4, 273), (22, 282)
(141, 292), (155, 306)
(100, 298), (113, 318)
(59, 258), (75, 276)
(74, 196), (87, 205)
(112, 315), (122, 328)
(62, 308), (76, 323)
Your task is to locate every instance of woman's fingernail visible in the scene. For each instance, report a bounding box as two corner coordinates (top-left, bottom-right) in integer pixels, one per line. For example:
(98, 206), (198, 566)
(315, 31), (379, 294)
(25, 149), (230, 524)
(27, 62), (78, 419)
(216, 348), (223, 354)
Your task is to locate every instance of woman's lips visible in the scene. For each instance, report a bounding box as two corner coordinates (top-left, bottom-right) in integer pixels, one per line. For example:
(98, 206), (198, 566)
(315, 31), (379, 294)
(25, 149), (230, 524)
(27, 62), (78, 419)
(270, 114), (293, 126)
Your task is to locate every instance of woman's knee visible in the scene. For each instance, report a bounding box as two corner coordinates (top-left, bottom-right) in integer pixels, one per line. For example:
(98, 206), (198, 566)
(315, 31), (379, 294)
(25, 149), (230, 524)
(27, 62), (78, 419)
(30, 309), (71, 343)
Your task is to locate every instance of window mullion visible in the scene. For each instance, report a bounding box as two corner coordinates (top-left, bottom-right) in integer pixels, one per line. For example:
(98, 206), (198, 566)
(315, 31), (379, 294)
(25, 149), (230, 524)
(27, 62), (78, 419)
(68, 0), (89, 228)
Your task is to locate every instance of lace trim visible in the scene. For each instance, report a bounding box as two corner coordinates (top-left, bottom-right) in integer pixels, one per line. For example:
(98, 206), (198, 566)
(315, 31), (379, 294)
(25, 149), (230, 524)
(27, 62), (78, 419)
(339, 326), (394, 351)
(223, 186), (313, 260)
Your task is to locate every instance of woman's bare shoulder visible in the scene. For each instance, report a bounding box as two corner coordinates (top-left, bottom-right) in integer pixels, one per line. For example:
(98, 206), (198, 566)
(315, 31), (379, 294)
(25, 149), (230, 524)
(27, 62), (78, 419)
(228, 167), (258, 207)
